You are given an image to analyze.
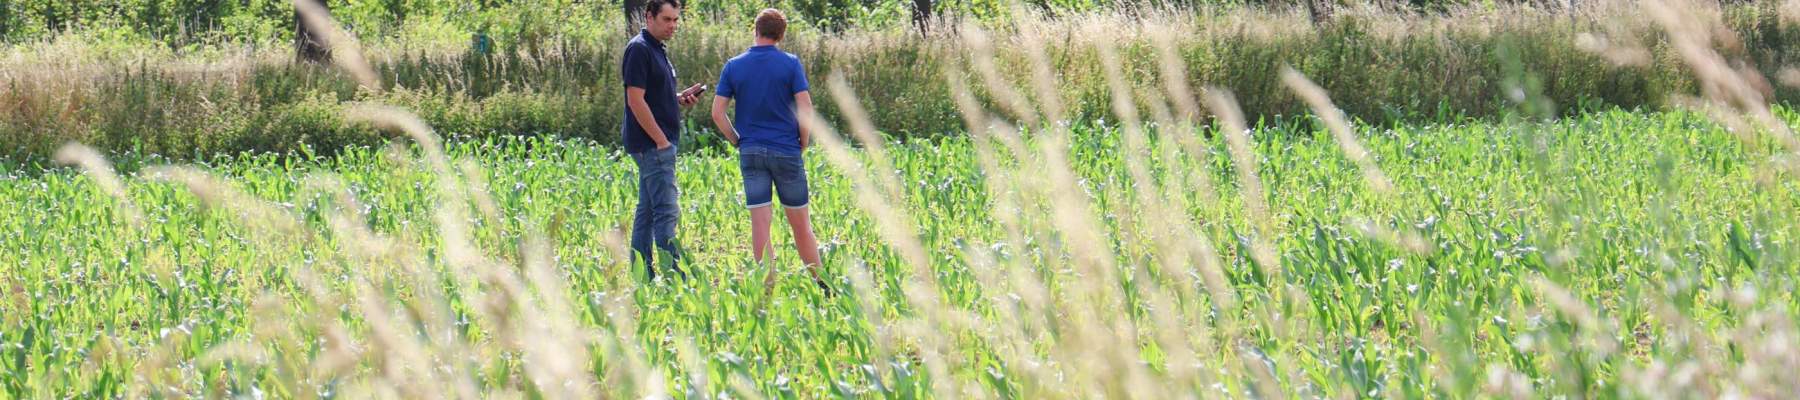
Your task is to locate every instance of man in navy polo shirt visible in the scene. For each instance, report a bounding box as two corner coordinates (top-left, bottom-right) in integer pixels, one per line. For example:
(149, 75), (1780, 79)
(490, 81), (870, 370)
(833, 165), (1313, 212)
(709, 9), (831, 295)
(622, 0), (702, 281)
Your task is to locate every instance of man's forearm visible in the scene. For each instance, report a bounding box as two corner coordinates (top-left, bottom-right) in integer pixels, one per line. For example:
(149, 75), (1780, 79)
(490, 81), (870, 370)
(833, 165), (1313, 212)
(795, 92), (814, 146)
(627, 90), (670, 147)
(797, 119), (809, 145)
(712, 98), (738, 144)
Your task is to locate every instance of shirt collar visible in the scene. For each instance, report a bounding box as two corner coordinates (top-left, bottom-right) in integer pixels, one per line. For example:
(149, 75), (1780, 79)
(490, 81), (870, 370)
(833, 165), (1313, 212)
(640, 29), (665, 49)
(749, 44), (777, 52)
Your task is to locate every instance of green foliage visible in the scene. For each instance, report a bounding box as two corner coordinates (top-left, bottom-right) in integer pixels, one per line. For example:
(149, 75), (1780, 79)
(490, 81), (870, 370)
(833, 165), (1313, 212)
(0, 0), (995, 46)
(10, 5), (1800, 162)
(0, 0), (290, 47)
(1, 110), (1797, 396)
(6, 1), (1800, 398)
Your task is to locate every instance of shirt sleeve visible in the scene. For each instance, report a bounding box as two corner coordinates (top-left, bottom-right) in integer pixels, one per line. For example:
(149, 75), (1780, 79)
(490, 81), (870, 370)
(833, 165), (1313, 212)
(622, 44), (649, 89)
(715, 62), (735, 98)
(791, 59), (810, 94)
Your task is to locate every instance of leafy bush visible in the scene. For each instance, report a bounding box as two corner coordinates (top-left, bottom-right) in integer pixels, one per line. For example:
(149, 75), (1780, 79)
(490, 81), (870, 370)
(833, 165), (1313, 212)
(7, 3), (1800, 162)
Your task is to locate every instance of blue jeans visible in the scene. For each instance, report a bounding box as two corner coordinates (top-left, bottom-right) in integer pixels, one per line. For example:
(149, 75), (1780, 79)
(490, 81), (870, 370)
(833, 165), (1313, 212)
(739, 146), (810, 209)
(630, 145), (684, 280)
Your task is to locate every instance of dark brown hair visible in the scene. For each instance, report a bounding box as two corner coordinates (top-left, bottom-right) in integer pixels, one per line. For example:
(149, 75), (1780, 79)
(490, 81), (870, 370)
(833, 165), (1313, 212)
(645, 0), (682, 17)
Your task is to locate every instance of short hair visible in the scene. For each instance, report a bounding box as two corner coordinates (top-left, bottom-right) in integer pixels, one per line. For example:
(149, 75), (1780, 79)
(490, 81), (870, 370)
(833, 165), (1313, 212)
(754, 9), (787, 41)
(645, 0), (683, 17)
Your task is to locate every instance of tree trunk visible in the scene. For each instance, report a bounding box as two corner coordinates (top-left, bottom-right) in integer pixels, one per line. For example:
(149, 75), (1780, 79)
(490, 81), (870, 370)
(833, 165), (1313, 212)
(294, 0), (332, 63)
(1305, 0), (1331, 26)
(1, 3), (12, 39)
(624, 0), (645, 35)
(912, 0), (932, 36)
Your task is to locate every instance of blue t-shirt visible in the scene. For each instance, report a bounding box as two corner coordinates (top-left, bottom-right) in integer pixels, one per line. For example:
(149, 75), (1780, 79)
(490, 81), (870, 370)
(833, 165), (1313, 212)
(715, 45), (809, 155)
(620, 29), (681, 154)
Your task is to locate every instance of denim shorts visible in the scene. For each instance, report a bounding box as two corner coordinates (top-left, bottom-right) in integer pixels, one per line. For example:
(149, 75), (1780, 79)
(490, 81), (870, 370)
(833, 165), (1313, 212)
(739, 146), (809, 209)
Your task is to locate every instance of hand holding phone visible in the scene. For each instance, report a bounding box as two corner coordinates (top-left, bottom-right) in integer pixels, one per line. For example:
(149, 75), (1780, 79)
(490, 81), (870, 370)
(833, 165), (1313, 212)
(678, 84), (706, 107)
(680, 84), (707, 98)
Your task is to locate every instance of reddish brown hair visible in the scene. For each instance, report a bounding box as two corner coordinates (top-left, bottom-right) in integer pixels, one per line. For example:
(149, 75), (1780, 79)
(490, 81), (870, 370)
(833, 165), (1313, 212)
(754, 9), (786, 41)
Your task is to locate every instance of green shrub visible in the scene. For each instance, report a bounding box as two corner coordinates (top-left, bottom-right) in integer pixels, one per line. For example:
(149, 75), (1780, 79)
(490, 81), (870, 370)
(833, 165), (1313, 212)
(8, 4), (1800, 162)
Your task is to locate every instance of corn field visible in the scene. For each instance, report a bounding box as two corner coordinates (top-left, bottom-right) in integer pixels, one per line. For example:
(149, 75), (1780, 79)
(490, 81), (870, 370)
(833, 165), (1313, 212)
(5, 0), (1800, 398)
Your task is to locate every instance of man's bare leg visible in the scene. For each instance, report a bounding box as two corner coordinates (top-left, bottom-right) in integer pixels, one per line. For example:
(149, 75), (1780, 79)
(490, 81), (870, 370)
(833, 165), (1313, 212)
(752, 205), (780, 294)
(750, 205), (775, 262)
(784, 206), (831, 295)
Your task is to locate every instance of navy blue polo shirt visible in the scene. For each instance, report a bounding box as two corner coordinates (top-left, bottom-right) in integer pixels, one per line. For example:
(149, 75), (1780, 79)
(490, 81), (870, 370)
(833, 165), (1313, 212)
(620, 29), (681, 154)
(715, 45), (809, 155)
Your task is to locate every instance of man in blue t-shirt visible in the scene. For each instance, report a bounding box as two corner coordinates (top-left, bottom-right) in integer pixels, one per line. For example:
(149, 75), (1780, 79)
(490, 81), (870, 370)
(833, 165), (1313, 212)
(622, 0), (703, 281)
(710, 8), (831, 295)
